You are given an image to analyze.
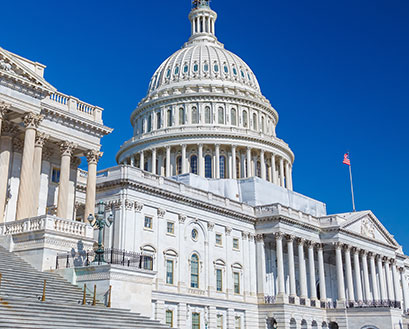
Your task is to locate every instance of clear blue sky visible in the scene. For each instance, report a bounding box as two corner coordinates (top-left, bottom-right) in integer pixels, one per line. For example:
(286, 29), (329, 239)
(1, 1), (408, 251)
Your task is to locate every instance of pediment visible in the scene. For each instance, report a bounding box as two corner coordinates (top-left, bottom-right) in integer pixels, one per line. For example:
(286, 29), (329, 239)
(340, 211), (399, 247)
(0, 47), (55, 94)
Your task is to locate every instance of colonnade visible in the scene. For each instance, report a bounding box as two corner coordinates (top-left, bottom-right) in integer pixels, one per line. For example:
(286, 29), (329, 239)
(0, 106), (102, 222)
(258, 233), (409, 311)
(122, 144), (293, 190)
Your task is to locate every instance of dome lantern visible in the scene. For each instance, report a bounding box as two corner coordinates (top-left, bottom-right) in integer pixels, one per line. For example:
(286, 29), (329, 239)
(188, 0), (218, 43)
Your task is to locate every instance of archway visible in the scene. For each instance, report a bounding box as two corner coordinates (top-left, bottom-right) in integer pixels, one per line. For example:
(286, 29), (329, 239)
(329, 322), (339, 329)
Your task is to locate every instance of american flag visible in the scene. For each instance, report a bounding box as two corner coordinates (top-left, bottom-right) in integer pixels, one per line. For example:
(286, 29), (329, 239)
(343, 153), (351, 166)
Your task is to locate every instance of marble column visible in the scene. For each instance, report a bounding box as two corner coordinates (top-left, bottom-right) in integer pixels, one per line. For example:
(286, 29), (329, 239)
(317, 244), (327, 302)
(0, 122), (13, 223)
(32, 132), (48, 216)
(385, 259), (395, 301)
(307, 241), (317, 301)
(231, 145), (236, 179)
(288, 164), (293, 191)
(369, 253), (380, 301)
(285, 161), (291, 189)
(298, 239), (308, 299)
(275, 232), (285, 297)
(181, 144), (187, 174)
(391, 261), (402, 303)
(215, 144), (220, 178)
(166, 146), (171, 177)
(260, 150), (266, 180)
(279, 158), (284, 187)
(287, 235), (297, 298)
(255, 234), (266, 297)
(271, 154), (277, 185)
(344, 246), (355, 302)
(198, 144), (203, 177)
(16, 113), (43, 220)
(400, 268), (409, 312)
(377, 255), (387, 301)
(335, 243), (346, 303)
(84, 149), (102, 221)
(246, 147), (252, 178)
(361, 251), (371, 302)
(57, 142), (76, 219)
(151, 148), (157, 175)
(353, 248), (363, 302)
(139, 151), (144, 170)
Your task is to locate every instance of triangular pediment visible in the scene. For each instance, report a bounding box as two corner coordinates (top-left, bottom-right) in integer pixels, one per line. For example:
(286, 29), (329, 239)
(339, 211), (399, 247)
(0, 47), (55, 94)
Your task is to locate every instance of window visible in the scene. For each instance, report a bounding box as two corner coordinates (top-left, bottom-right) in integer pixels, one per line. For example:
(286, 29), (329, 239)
(236, 157), (241, 178)
(192, 313), (200, 329)
(217, 314), (223, 329)
(204, 63), (209, 72)
(191, 254), (199, 288)
(261, 116), (265, 133)
(204, 155), (212, 178)
(144, 161), (149, 171)
(156, 112), (161, 130)
(216, 269), (223, 292)
(234, 272), (240, 294)
(191, 229), (198, 241)
(233, 238), (239, 250)
(179, 107), (185, 125)
(191, 107), (199, 124)
(252, 113), (257, 130)
(205, 106), (211, 124)
(214, 63), (219, 72)
(147, 115), (152, 132)
(193, 63), (199, 72)
(219, 156), (226, 179)
(166, 310), (173, 327)
(167, 222), (175, 234)
(167, 109), (172, 127)
(176, 156), (182, 175)
(142, 256), (153, 270)
(231, 108), (237, 126)
(166, 68), (171, 78)
(256, 161), (261, 178)
(215, 233), (222, 246)
(233, 67), (237, 75)
(218, 107), (224, 124)
(235, 316), (241, 329)
(51, 168), (60, 183)
(183, 64), (189, 73)
(242, 110), (248, 128)
(144, 216), (152, 229)
(174, 66), (179, 75)
(224, 65), (228, 73)
(190, 155), (198, 175)
(166, 260), (174, 284)
(241, 70), (245, 78)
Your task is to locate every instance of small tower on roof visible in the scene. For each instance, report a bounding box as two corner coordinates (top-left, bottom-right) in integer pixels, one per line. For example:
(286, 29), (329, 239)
(192, 0), (210, 9)
(189, 0), (217, 43)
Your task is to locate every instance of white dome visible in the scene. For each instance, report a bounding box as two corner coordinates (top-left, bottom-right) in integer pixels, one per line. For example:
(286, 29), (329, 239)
(147, 42), (261, 96)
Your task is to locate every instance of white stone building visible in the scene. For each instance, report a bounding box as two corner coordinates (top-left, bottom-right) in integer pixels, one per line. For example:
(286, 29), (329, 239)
(95, 1), (409, 329)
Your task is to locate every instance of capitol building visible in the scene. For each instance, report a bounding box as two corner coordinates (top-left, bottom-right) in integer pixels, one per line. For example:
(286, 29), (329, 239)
(0, 1), (408, 329)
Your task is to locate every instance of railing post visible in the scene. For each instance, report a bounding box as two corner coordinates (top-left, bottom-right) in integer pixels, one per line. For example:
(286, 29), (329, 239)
(122, 251), (125, 266)
(82, 284), (87, 305)
(111, 248), (114, 264)
(41, 280), (46, 301)
(55, 255), (59, 269)
(92, 284), (97, 306)
(107, 285), (112, 308)
(66, 254), (69, 268)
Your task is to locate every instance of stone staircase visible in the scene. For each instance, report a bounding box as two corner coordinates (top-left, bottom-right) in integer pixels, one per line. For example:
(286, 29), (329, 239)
(0, 245), (172, 328)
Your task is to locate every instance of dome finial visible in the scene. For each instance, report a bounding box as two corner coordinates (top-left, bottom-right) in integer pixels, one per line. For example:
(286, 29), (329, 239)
(188, 0), (217, 43)
(192, 0), (210, 9)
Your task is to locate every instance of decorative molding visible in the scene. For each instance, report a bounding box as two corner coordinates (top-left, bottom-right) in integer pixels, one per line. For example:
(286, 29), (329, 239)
(225, 226), (232, 236)
(157, 208), (166, 218)
(178, 214), (186, 224)
(124, 199), (134, 211)
(23, 112), (44, 129)
(207, 221), (214, 231)
(86, 149), (103, 164)
(361, 217), (375, 239)
(59, 141), (77, 157)
(134, 201), (143, 212)
(34, 132), (49, 148)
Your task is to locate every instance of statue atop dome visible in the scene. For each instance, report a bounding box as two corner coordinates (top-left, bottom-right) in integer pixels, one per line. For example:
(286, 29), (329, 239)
(192, 0), (210, 9)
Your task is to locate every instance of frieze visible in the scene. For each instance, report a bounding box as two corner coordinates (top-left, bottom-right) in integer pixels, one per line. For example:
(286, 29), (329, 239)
(361, 218), (375, 239)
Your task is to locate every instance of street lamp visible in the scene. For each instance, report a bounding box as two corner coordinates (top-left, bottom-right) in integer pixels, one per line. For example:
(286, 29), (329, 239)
(88, 201), (113, 265)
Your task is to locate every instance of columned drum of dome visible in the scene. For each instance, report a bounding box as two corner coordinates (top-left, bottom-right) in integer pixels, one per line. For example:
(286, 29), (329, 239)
(116, 1), (294, 190)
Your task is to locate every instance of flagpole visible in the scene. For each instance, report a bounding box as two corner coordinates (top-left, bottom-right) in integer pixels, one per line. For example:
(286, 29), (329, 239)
(349, 164), (356, 212)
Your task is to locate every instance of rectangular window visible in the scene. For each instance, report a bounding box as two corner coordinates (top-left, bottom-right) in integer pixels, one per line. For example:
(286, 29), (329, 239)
(233, 238), (239, 250)
(192, 312), (200, 329)
(166, 310), (173, 327)
(143, 256), (153, 270)
(234, 272), (240, 294)
(156, 112), (161, 130)
(217, 314), (223, 329)
(215, 233), (222, 246)
(167, 222), (175, 234)
(51, 168), (60, 183)
(216, 269), (223, 292)
(235, 316), (241, 329)
(144, 216), (152, 229)
(166, 259), (174, 284)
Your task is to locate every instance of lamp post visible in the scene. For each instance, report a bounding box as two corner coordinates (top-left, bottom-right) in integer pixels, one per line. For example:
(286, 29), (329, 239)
(88, 201), (113, 265)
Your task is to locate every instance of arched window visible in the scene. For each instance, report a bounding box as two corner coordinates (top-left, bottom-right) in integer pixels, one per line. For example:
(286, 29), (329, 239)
(214, 63), (219, 72)
(176, 156), (182, 175)
(190, 155), (198, 175)
(231, 108), (237, 126)
(179, 108), (185, 125)
(290, 318), (297, 329)
(203, 63), (209, 72)
(174, 66), (179, 75)
(167, 109), (172, 127)
(261, 116), (265, 133)
(183, 64), (189, 73)
(256, 161), (261, 178)
(219, 155), (226, 179)
(218, 107), (224, 124)
(205, 106), (211, 124)
(191, 107), (199, 124)
(193, 62), (199, 72)
(242, 110), (248, 128)
(236, 156), (241, 178)
(156, 112), (161, 130)
(301, 320), (308, 329)
(191, 254), (199, 288)
(312, 321), (318, 329)
(147, 115), (152, 132)
(205, 155), (212, 178)
(253, 113), (257, 130)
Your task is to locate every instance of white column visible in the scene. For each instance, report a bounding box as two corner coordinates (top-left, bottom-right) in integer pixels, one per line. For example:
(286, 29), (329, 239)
(231, 145), (236, 179)
(391, 261), (402, 303)
(246, 147), (252, 178)
(369, 253), (380, 301)
(256, 234), (266, 297)
(260, 150), (266, 180)
(279, 158), (285, 187)
(298, 239), (308, 299)
(361, 251), (371, 301)
(84, 149), (102, 221)
(335, 243), (346, 303)
(0, 124), (12, 223)
(344, 246), (355, 302)
(57, 142), (75, 220)
(198, 144), (203, 177)
(0, 103), (9, 137)
(215, 144), (220, 179)
(317, 244), (327, 302)
(32, 133), (48, 216)
(287, 236), (297, 298)
(271, 154), (277, 185)
(275, 232), (285, 297)
(401, 268), (409, 312)
(308, 241), (317, 301)
(181, 144), (187, 174)
(151, 148), (157, 175)
(139, 151), (144, 170)
(288, 164), (293, 190)
(285, 161), (291, 189)
(385, 259), (395, 301)
(377, 255), (387, 301)
(353, 248), (363, 302)
(166, 146), (171, 177)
